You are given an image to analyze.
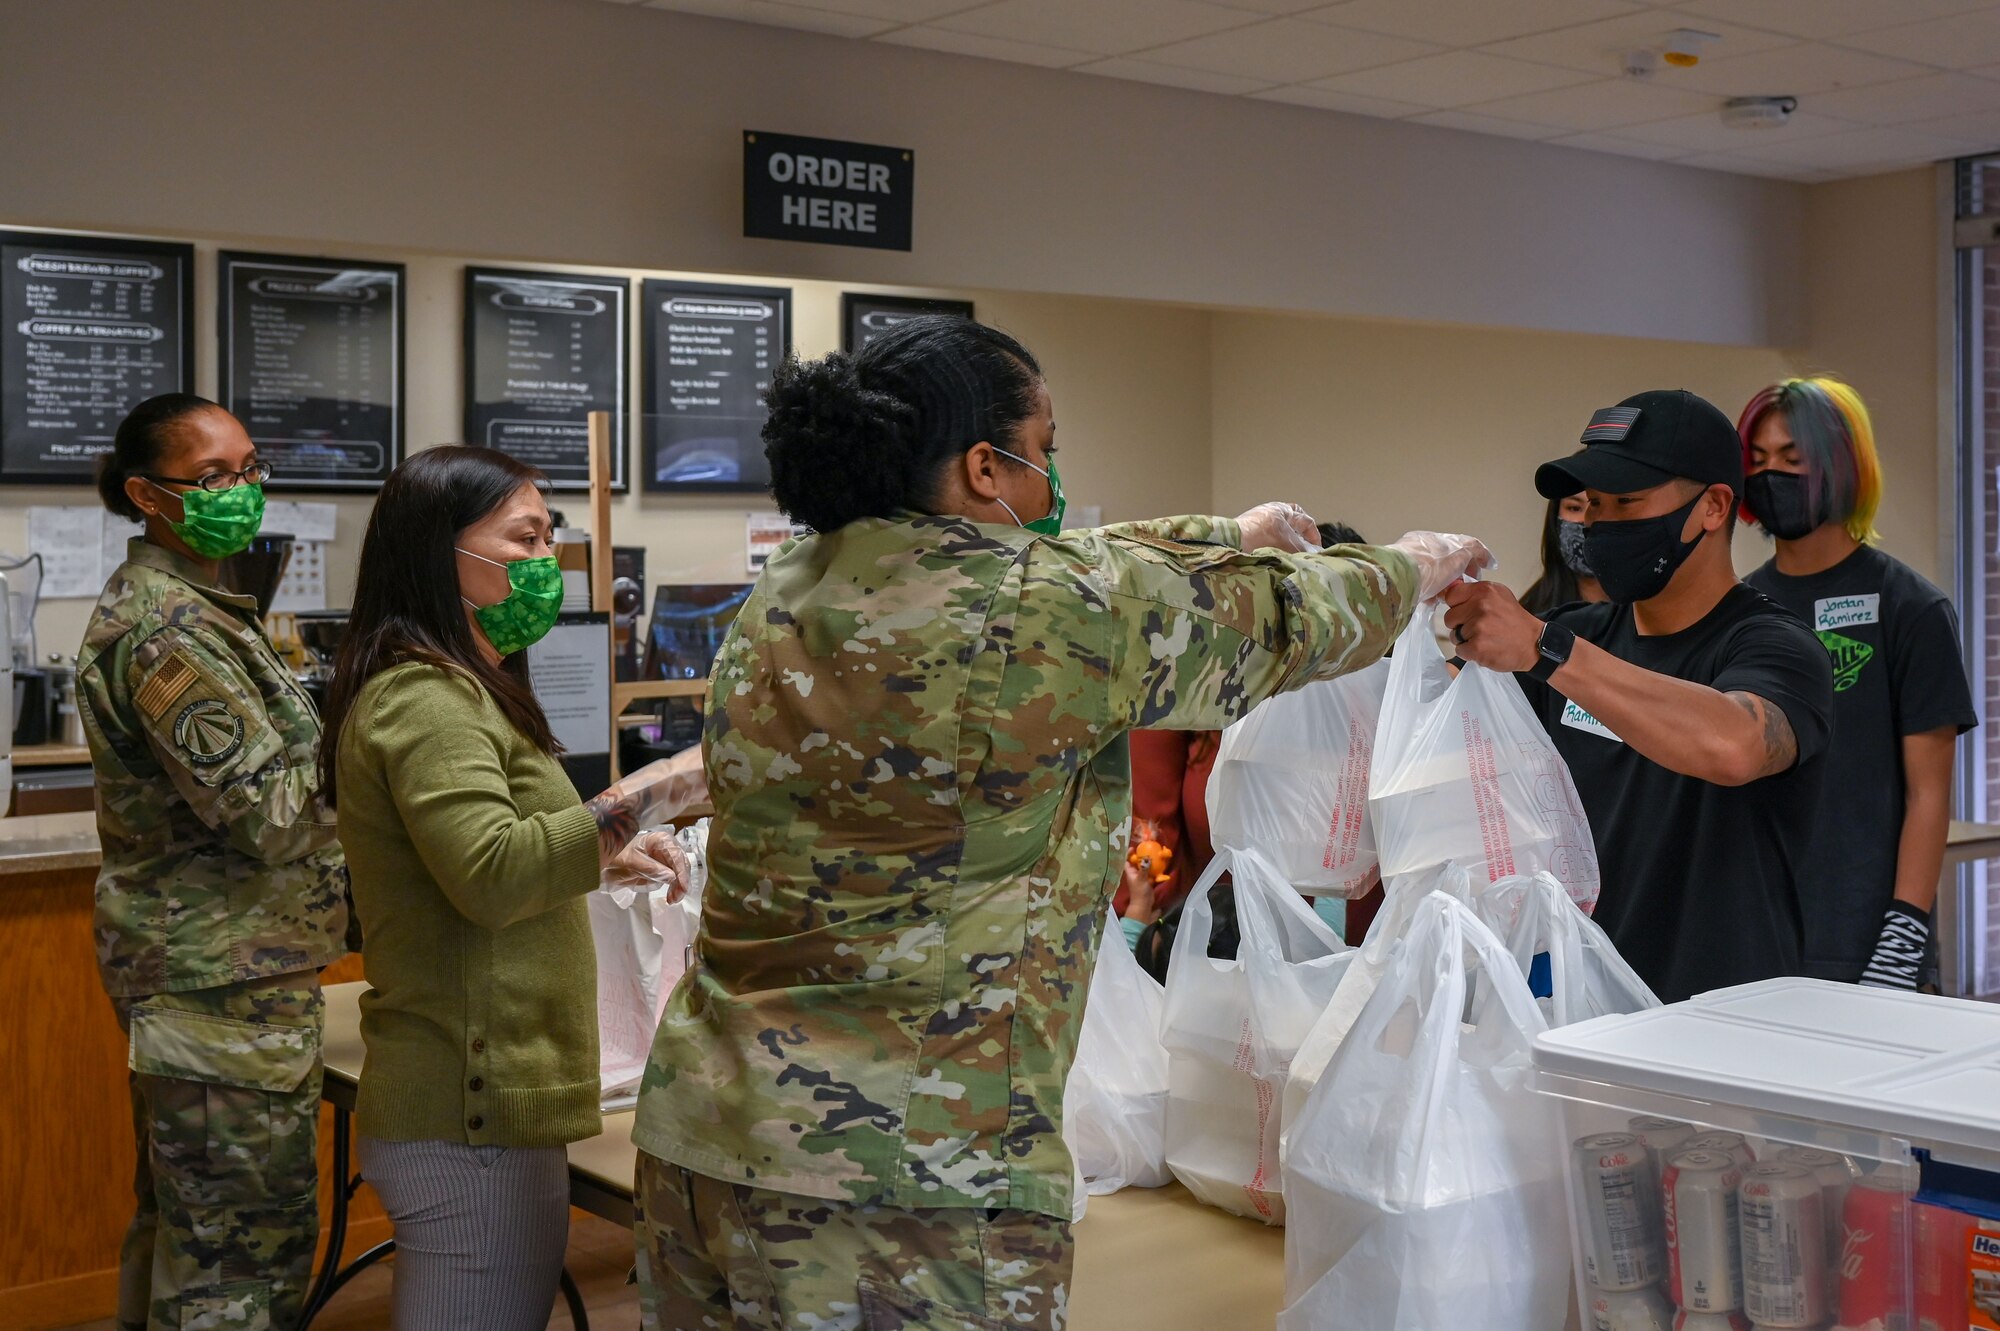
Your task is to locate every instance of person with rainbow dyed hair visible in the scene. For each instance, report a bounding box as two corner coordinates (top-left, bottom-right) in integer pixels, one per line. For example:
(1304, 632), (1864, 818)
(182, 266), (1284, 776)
(1741, 376), (1976, 991)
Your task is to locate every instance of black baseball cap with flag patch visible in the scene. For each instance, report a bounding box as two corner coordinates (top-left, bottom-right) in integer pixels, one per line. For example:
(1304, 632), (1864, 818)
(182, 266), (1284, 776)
(1534, 389), (1744, 500)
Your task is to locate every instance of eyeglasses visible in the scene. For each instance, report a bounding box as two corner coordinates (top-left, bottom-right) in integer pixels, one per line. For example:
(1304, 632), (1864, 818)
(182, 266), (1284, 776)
(145, 462), (273, 492)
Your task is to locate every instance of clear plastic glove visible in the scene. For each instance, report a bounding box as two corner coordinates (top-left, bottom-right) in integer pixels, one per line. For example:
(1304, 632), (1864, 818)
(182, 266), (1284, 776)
(602, 828), (692, 906)
(611, 746), (708, 825)
(1386, 530), (1497, 601)
(1235, 502), (1322, 553)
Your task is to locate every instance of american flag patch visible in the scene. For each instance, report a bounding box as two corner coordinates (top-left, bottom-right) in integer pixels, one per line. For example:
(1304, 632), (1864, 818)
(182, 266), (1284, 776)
(1581, 406), (1640, 443)
(136, 653), (198, 721)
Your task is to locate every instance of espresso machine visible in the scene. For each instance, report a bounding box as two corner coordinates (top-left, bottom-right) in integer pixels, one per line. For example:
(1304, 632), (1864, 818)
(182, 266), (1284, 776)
(292, 611), (348, 714)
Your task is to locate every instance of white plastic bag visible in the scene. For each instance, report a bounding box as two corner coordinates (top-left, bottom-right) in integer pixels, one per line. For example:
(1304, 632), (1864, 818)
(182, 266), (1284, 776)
(590, 822), (707, 1103)
(1280, 861), (1477, 1161)
(1471, 872), (1659, 1027)
(1280, 893), (1567, 1331)
(1062, 910), (1172, 1198)
(1206, 659), (1390, 897)
(1369, 606), (1600, 910)
(1161, 848), (1350, 1225)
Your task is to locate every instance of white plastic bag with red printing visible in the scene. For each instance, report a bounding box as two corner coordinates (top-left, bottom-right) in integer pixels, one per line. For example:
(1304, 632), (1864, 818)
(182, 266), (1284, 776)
(590, 821), (707, 1104)
(1206, 659), (1390, 898)
(1279, 892), (1568, 1331)
(1161, 848), (1352, 1225)
(1062, 909), (1172, 1201)
(1368, 606), (1600, 910)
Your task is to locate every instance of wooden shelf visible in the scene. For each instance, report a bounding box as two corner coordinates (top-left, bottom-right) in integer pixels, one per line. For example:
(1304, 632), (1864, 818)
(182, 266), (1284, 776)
(613, 680), (708, 707)
(13, 743), (90, 768)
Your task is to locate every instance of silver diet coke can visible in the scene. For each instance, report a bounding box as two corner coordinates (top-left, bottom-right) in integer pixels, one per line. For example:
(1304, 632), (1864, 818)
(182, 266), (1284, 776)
(1774, 1147), (1856, 1309)
(1687, 1131), (1757, 1170)
(1575, 1132), (1667, 1291)
(1670, 1311), (1749, 1330)
(1591, 1283), (1675, 1331)
(1665, 1149), (1744, 1314)
(1739, 1162), (1829, 1329)
(1633, 1116), (1698, 1193)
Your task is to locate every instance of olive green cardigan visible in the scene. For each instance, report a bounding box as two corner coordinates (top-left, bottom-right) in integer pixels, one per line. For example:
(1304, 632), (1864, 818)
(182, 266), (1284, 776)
(337, 662), (603, 1147)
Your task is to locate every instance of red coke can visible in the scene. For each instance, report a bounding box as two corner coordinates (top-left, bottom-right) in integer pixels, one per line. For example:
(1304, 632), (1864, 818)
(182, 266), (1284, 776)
(1916, 1201), (1974, 1331)
(1838, 1169), (1912, 1331)
(1667, 1149), (1745, 1313)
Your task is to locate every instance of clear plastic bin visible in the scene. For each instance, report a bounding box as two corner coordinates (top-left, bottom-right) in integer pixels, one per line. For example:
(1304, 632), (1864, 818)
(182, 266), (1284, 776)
(1540, 1069), (1917, 1331)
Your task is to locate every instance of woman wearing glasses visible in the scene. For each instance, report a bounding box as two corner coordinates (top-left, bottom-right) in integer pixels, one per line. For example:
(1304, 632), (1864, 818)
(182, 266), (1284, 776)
(76, 393), (348, 1331)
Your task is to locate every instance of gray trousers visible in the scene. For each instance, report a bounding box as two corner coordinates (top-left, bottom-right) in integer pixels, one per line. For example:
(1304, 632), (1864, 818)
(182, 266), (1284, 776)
(358, 1136), (570, 1331)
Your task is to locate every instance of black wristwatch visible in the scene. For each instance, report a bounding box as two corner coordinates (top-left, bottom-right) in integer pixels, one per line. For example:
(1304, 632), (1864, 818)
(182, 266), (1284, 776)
(1529, 621), (1576, 683)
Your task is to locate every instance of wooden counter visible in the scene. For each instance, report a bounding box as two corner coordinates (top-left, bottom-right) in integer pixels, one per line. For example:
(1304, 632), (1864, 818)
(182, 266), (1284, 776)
(13, 744), (91, 769)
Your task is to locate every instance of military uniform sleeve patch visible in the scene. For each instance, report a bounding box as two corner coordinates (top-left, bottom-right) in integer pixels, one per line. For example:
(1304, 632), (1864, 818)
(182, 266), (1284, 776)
(173, 698), (246, 766)
(135, 652), (198, 721)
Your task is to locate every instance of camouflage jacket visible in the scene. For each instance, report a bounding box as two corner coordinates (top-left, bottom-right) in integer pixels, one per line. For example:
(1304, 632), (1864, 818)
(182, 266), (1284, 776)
(78, 538), (348, 997)
(631, 514), (1417, 1218)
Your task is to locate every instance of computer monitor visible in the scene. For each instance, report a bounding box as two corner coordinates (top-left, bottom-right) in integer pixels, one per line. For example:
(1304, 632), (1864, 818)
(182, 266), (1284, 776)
(639, 584), (753, 682)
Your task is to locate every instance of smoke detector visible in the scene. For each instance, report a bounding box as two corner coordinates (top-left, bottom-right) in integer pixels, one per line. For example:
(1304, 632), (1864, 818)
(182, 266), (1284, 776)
(1722, 96), (1799, 129)
(1662, 29), (1718, 67)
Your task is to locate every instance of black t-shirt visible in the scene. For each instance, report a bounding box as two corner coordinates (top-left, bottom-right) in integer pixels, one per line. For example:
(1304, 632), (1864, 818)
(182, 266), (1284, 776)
(1521, 585), (1834, 1003)
(1744, 546), (1977, 980)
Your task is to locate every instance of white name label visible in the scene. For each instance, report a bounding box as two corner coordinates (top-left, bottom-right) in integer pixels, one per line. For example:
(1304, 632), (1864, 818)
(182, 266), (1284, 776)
(1561, 700), (1622, 743)
(1815, 594), (1879, 632)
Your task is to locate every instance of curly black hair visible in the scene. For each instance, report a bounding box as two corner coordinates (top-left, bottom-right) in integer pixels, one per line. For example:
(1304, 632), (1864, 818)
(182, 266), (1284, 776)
(763, 314), (1043, 533)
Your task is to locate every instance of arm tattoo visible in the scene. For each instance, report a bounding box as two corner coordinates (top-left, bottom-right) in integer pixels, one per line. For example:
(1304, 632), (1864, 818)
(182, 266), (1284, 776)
(1727, 691), (1798, 779)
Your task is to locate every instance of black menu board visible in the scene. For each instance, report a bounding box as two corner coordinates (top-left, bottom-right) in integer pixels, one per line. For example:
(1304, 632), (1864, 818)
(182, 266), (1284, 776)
(218, 251), (403, 491)
(842, 293), (974, 353)
(0, 231), (194, 485)
(464, 267), (629, 491)
(641, 279), (788, 493)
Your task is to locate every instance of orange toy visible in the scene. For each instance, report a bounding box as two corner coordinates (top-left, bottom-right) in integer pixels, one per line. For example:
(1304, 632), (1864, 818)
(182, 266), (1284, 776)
(1127, 819), (1174, 884)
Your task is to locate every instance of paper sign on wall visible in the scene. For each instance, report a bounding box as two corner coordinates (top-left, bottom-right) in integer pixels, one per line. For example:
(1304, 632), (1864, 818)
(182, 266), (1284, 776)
(29, 506), (142, 598)
(747, 511), (807, 573)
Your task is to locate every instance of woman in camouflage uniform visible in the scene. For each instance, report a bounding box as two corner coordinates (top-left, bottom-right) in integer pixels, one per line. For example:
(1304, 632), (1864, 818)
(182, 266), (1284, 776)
(628, 316), (1491, 1330)
(78, 394), (344, 1331)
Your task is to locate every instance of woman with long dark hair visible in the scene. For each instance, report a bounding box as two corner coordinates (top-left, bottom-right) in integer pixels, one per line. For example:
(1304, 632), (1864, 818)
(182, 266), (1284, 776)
(321, 445), (702, 1330)
(626, 316), (1489, 1328)
(1520, 491), (1605, 616)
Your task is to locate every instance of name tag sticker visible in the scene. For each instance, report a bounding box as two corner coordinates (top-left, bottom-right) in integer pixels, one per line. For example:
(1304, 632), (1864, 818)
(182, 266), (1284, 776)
(1815, 593), (1879, 632)
(1561, 700), (1622, 743)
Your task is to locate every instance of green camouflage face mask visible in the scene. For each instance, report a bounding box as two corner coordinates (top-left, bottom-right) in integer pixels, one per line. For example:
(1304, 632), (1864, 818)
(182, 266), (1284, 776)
(457, 549), (564, 655)
(160, 481), (265, 559)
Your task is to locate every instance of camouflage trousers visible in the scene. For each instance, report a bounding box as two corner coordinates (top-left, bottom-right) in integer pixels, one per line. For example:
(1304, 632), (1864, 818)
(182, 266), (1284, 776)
(112, 972), (325, 1331)
(633, 1154), (1074, 1331)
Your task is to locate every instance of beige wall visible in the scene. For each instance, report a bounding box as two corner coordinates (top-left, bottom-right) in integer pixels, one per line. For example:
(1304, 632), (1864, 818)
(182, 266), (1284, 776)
(1800, 168), (1947, 585)
(0, 230), (1214, 658)
(1207, 312), (1800, 591)
(0, 0), (1804, 346)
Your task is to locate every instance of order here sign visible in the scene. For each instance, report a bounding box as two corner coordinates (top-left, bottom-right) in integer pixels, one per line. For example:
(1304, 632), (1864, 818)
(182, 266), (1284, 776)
(743, 131), (914, 252)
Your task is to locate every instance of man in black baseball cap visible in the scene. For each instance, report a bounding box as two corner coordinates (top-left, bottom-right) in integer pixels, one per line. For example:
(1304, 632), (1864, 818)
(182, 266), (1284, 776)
(1444, 389), (1833, 1002)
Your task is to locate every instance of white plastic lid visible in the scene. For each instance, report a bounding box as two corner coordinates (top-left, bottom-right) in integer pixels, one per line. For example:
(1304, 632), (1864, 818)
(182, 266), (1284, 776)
(1534, 978), (2000, 1167)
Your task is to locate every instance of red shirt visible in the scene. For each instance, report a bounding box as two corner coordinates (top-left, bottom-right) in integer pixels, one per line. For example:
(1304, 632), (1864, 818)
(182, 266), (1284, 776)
(1118, 729), (1220, 918)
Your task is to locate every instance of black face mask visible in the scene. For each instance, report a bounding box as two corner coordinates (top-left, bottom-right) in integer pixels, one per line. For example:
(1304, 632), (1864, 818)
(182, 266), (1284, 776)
(1581, 492), (1707, 604)
(1744, 470), (1825, 541)
(1556, 519), (1595, 578)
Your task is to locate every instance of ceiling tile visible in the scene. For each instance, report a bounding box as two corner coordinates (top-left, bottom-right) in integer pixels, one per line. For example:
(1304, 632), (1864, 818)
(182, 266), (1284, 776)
(1548, 130), (1696, 161)
(795, 0), (983, 20)
(1307, 50), (1599, 107)
(1461, 77), (1719, 131)
(1610, 109), (1858, 154)
(1207, 0), (1330, 12)
(1669, 0), (1992, 41)
(1300, 0), (1642, 49)
(1675, 151), (1839, 180)
(1139, 18), (1437, 83)
(1669, 41), (1932, 97)
(1251, 84), (1430, 116)
(1725, 124), (1981, 170)
(1479, 9), (1797, 78)
(1073, 56), (1278, 94)
(1901, 104), (2000, 146)
(934, 0), (1257, 56)
(877, 24), (1094, 66)
(1840, 8), (2000, 70)
(642, 0), (893, 34)
(1407, 108), (1571, 141)
(1807, 71), (2000, 124)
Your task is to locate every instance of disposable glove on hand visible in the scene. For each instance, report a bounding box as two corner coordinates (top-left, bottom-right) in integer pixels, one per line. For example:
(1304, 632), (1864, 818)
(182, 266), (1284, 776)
(1235, 502), (1321, 554)
(1387, 530), (1497, 601)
